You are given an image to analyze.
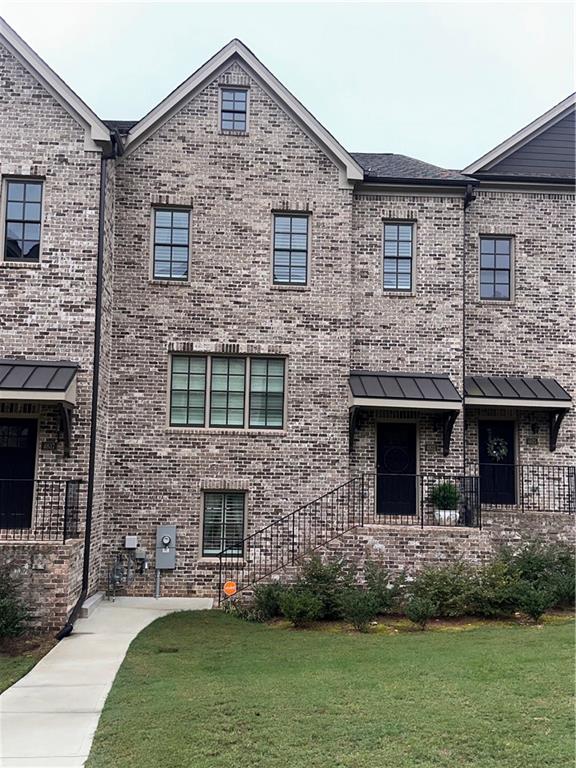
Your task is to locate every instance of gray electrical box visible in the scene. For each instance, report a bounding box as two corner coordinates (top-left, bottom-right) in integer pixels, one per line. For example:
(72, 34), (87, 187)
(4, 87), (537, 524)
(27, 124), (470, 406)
(155, 525), (176, 570)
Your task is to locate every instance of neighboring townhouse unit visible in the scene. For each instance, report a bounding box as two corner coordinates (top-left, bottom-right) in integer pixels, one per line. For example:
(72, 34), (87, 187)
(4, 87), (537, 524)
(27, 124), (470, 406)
(0, 19), (573, 629)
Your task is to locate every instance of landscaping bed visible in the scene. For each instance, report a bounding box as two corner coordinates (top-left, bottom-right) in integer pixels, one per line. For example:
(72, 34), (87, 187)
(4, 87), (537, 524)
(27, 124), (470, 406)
(0, 635), (55, 693)
(86, 610), (575, 768)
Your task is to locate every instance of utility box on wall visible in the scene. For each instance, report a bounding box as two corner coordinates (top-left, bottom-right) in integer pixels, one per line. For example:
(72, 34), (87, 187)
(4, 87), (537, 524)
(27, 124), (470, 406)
(155, 525), (176, 570)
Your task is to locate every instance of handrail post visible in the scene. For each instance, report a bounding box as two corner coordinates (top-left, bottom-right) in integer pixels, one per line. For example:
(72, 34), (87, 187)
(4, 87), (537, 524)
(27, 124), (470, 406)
(420, 475), (424, 529)
(218, 552), (223, 607)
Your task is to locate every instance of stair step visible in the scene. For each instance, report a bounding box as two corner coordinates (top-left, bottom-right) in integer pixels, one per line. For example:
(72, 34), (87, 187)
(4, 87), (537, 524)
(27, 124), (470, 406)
(79, 591), (104, 618)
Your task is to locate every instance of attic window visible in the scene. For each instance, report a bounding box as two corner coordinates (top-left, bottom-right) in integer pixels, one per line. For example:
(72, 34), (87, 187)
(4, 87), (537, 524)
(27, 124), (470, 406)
(220, 88), (248, 132)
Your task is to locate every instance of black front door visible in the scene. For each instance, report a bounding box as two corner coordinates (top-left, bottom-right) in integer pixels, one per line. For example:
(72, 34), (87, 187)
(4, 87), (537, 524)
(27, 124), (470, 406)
(377, 423), (417, 516)
(478, 420), (516, 505)
(0, 419), (37, 529)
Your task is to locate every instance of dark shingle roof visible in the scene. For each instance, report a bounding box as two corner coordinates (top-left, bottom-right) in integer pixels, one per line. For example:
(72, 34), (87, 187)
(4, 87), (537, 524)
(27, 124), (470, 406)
(350, 371), (462, 403)
(465, 376), (571, 402)
(352, 152), (472, 184)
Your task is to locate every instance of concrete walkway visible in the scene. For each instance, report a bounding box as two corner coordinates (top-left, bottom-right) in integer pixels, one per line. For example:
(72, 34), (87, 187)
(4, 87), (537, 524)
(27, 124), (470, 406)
(0, 596), (212, 767)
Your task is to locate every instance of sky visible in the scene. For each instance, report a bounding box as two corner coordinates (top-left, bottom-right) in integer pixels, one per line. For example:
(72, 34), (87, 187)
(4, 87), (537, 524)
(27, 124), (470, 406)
(0, 1), (573, 170)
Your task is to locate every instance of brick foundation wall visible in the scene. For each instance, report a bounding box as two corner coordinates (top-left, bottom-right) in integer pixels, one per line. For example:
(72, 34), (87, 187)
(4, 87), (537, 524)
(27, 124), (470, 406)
(0, 540), (84, 632)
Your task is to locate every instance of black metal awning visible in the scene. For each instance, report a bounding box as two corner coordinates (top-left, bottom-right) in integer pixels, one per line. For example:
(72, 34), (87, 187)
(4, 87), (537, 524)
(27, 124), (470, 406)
(349, 372), (462, 456)
(464, 375), (571, 452)
(0, 359), (79, 456)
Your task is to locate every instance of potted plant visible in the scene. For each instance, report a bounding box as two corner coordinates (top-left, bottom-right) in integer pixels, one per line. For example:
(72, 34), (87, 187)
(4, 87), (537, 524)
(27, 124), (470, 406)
(428, 481), (461, 524)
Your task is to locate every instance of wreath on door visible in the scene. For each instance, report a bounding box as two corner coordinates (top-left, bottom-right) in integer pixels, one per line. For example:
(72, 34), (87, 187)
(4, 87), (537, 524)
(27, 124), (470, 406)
(486, 434), (509, 463)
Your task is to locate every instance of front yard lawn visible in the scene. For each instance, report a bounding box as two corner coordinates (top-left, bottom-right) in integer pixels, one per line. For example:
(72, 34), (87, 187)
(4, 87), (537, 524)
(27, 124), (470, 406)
(86, 611), (574, 768)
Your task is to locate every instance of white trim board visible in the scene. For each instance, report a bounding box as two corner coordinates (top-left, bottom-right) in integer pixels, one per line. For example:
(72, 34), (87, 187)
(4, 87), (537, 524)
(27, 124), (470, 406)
(350, 396), (462, 411)
(122, 39), (364, 186)
(463, 93), (576, 175)
(0, 16), (111, 150)
(0, 378), (77, 407)
(465, 397), (571, 410)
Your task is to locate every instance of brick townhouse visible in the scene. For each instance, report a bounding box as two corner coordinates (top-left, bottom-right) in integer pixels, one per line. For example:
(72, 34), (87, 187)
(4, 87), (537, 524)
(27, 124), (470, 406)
(0, 18), (573, 630)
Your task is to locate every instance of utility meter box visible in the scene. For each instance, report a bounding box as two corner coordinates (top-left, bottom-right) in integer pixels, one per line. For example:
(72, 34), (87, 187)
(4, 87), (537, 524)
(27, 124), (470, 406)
(155, 525), (176, 570)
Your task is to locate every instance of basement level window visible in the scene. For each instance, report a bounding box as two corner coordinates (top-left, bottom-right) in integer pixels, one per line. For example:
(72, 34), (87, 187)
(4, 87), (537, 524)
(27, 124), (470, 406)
(4, 180), (43, 262)
(203, 491), (245, 557)
(220, 88), (248, 132)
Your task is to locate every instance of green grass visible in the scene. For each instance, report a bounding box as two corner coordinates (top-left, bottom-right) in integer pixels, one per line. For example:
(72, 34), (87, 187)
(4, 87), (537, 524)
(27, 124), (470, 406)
(0, 650), (43, 693)
(86, 612), (575, 768)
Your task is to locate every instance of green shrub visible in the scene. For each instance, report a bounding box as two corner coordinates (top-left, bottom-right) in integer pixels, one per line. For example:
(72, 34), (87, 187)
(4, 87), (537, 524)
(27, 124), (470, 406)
(428, 482), (460, 510)
(339, 589), (378, 632)
(364, 561), (395, 614)
(470, 560), (520, 618)
(499, 542), (575, 610)
(407, 563), (475, 618)
(514, 581), (556, 623)
(252, 582), (287, 620)
(279, 588), (323, 628)
(0, 569), (28, 639)
(405, 596), (436, 630)
(298, 555), (355, 620)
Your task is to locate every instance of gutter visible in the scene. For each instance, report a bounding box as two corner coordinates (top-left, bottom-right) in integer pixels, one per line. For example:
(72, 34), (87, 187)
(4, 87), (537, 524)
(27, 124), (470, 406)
(56, 138), (116, 640)
(361, 175), (479, 188)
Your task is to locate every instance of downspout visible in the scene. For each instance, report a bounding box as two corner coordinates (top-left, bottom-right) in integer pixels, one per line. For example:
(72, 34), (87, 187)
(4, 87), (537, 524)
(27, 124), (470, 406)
(56, 139), (116, 639)
(462, 183), (477, 477)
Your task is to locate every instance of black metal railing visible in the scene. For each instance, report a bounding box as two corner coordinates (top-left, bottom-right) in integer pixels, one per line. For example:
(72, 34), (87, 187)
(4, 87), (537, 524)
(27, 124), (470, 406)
(0, 479), (83, 542)
(468, 464), (576, 514)
(218, 472), (480, 602)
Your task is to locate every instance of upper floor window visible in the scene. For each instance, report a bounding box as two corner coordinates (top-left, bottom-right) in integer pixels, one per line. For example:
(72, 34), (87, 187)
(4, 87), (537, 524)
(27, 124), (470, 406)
(220, 88), (248, 132)
(170, 355), (285, 430)
(153, 209), (190, 280)
(273, 215), (308, 285)
(480, 237), (512, 300)
(4, 180), (42, 262)
(383, 223), (414, 292)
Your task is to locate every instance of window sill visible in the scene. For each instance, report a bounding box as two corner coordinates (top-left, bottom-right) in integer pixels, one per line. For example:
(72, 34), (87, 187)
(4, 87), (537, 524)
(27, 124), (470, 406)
(198, 557), (246, 565)
(219, 130), (249, 137)
(166, 427), (287, 436)
(478, 299), (515, 305)
(269, 284), (310, 292)
(0, 260), (41, 269)
(149, 278), (191, 287)
(381, 290), (415, 298)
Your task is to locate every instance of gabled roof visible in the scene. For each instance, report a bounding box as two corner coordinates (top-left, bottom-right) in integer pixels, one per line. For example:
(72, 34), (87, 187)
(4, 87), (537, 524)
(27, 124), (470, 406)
(463, 93), (576, 177)
(352, 153), (472, 186)
(122, 39), (363, 184)
(0, 17), (110, 149)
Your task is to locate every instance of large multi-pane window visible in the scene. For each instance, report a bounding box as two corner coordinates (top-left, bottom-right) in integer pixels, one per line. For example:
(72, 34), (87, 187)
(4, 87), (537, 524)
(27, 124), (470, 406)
(480, 237), (512, 300)
(203, 492), (245, 557)
(4, 180), (43, 262)
(383, 223), (414, 291)
(153, 209), (190, 280)
(249, 358), (285, 428)
(273, 215), (308, 285)
(169, 356), (285, 429)
(220, 88), (248, 132)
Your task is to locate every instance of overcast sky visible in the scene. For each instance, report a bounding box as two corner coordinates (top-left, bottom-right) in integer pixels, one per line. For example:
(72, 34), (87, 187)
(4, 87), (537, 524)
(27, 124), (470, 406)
(0, 1), (573, 169)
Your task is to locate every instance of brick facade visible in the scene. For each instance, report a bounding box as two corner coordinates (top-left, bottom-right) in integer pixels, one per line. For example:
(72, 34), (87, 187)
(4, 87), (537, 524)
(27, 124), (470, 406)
(0, 33), (573, 623)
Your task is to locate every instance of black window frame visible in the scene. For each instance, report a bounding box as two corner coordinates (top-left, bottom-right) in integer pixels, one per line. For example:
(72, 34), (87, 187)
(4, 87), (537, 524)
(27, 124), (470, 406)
(202, 491), (245, 557)
(383, 222), (414, 292)
(169, 355), (286, 430)
(220, 88), (248, 132)
(152, 208), (190, 281)
(479, 236), (513, 301)
(3, 179), (43, 263)
(273, 214), (309, 286)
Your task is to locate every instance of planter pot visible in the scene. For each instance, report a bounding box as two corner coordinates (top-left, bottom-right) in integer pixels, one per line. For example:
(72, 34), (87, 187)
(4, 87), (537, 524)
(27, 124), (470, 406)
(433, 508), (460, 525)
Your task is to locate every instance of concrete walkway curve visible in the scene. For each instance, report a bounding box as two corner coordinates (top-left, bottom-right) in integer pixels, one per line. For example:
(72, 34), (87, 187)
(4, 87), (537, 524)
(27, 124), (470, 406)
(0, 596), (212, 767)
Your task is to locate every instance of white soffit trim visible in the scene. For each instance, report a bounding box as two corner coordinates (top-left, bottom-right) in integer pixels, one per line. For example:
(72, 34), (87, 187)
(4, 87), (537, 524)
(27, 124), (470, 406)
(123, 39), (364, 184)
(0, 379), (77, 407)
(463, 93), (576, 174)
(350, 396), (462, 411)
(465, 397), (571, 410)
(0, 17), (110, 148)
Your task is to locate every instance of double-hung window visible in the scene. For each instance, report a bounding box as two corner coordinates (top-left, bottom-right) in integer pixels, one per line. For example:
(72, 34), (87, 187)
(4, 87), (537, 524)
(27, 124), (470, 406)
(220, 88), (248, 132)
(4, 180), (43, 262)
(383, 222), (414, 291)
(203, 492), (245, 557)
(170, 356), (286, 429)
(153, 209), (190, 280)
(273, 215), (308, 285)
(480, 237), (512, 300)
